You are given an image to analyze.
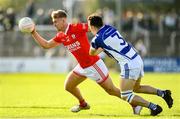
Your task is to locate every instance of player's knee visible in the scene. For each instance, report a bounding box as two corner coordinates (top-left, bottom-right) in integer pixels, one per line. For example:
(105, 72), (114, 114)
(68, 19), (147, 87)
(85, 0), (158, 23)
(105, 88), (115, 96)
(121, 90), (135, 103)
(64, 85), (69, 91)
(64, 83), (71, 92)
(133, 85), (141, 93)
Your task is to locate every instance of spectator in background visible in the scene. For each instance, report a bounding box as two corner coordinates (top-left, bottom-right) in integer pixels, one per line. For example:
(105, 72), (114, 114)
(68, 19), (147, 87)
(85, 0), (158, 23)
(45, 49), (56, 58)
(141, 12), (154, 31)
(121, 10), (134, 31)
(135, 39), (147, 58)
(178, 11), (180, 30)
(103, 7), (115, 25)
(5, 8), (16, 30)
(0, 7), (16, 31)
(163, 9), (178, 31)
(35, 8), (45, 25)
(0, 7), (5, 30)
(26, 0), (35, 18)
(77, 13), (86, 22)
(43, 9), (53, 25)
(33, 46), (43, 57)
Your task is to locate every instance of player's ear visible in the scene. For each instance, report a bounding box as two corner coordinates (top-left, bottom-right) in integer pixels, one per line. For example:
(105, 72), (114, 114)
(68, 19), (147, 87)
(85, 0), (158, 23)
(91, 26), (95, 31)
(62, 17), (67, 22)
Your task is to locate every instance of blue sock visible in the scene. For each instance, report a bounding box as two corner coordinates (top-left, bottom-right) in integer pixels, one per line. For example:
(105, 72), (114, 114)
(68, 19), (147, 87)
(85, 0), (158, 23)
(148, 102), (157, 110)
(157, 89), (165, 97)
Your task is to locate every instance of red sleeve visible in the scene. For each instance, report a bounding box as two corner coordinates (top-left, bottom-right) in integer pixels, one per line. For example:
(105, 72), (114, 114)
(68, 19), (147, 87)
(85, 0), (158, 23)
(70, 23), (88, 33)
(52, 32), (65, 43)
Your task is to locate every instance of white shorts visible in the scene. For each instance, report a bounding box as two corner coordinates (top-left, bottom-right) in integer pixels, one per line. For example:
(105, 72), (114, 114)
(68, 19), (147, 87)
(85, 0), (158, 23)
(120, 55), (144, 80)
(73, 59), (109, 83)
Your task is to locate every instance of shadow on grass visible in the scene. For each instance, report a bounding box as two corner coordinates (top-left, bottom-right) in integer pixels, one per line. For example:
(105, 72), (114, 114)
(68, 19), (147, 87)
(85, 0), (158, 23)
(0, 106), (69, 109)
(88, 113), (180, 117)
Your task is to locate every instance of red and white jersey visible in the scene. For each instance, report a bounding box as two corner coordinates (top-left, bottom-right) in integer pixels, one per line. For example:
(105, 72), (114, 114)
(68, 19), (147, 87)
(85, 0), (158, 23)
(52, 23), (100, 68)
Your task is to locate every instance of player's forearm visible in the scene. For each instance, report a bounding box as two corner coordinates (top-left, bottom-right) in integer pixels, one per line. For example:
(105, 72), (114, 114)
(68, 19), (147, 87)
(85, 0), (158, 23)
(31, 31), (51, 49)
(89, 47), (103, 56)
(89, 49), (97, 56)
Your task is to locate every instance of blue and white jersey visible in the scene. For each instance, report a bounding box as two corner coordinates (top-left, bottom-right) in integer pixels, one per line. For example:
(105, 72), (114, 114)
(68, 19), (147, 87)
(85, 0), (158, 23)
(91, 25), (141, 69)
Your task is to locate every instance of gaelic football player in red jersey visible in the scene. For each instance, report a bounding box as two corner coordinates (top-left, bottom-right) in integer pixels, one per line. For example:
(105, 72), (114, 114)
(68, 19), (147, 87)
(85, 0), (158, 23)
(30, 9), (141, 114)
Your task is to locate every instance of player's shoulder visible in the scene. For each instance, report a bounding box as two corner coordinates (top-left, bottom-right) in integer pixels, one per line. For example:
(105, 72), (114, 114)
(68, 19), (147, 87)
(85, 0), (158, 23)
(68, 22), (88, 34)
(91, 36), (97, 42)
(56, 31), (66, 38)
(70, 23), (86, 28)
(70, 22), (81, 27)
(69, 23), (77, 28)
(92, 34), (102, 44)
(97, 25), (111, 35)
(98, 25), (117, 38)
(68, 23), (79, 32)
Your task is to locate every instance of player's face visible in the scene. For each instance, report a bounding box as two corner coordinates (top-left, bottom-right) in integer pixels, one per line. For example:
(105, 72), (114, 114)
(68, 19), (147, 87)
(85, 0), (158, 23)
(52, 17), (66, 31)
(88, 21), (96, 35)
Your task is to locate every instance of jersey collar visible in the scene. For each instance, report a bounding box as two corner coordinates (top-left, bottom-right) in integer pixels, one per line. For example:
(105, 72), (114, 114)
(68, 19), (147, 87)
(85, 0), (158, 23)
(65, 23), (70, 34)
(97, 25), (107, 35)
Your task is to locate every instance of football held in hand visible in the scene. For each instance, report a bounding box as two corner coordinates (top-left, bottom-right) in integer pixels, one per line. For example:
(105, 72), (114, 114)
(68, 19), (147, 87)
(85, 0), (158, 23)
(18, 17), (35, 33)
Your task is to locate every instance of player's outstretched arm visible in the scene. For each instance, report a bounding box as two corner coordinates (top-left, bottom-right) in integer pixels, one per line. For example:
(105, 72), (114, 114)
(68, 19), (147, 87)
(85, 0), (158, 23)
(31, 30), (59, 49)
(89, 47), (103, 56)
(18, 17), (59, 49)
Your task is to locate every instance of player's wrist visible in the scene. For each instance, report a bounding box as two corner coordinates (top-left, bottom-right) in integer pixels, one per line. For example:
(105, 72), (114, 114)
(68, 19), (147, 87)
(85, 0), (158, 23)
(31, 28), (36, 34)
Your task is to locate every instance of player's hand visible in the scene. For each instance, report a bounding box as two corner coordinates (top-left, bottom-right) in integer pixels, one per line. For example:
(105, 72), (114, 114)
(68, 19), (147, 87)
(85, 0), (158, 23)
(31, 27), (36, 34)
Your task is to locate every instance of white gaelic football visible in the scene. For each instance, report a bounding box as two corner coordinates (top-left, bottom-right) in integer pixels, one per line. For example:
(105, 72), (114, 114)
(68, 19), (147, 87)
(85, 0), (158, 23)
(18, 17), (35, 33)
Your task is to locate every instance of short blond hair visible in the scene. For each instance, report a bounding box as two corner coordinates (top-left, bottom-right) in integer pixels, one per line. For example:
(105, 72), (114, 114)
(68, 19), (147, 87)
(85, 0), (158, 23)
(51, 10), (67, 19)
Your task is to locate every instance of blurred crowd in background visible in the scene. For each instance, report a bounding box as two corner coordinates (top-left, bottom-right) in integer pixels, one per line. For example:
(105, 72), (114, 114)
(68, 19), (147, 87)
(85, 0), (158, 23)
(0, 1), (179, 32)
(0, 0), (52, 31)
(0, 0), (180, 60)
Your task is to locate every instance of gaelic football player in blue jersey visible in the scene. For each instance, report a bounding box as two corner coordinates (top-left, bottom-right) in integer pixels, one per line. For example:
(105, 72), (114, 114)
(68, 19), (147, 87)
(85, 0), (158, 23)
(88, 14), (173, 116)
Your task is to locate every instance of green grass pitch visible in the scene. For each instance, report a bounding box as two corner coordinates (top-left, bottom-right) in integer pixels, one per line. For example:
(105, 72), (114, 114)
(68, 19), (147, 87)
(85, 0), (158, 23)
(0, 72), (180, 119)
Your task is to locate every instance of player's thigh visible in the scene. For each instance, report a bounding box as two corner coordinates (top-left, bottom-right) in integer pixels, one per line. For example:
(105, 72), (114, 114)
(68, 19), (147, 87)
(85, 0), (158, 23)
(134, 78), (141, 90)
(120, 78), (136, 91)
(77, 59), (109, 83)
(120, 67), (143, 91)
(99, 76), (116, 91)
(65, 71), (86, 88)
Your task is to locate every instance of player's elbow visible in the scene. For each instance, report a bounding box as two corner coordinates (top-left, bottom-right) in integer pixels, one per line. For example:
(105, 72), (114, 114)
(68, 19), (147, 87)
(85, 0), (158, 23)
(41, 42), (53, 49)
(41, 45), (51, 49)
(89, 52), (95, 56)
(89, 50), (96, 56)
(89, 51), (93, 55)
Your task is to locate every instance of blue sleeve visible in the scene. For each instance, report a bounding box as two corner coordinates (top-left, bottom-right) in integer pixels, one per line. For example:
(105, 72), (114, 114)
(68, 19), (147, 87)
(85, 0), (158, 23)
(91, 36), (100, 49)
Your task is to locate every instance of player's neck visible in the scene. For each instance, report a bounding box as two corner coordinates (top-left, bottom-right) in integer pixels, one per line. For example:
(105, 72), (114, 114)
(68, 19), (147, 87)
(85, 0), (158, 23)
(94, 28), (99, 35)
(62, 23), (68, 32)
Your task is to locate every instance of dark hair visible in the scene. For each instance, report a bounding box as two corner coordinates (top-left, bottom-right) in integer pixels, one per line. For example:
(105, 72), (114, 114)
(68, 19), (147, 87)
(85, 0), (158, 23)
(51, 10), (67, 19)
(88, 14), (103, 28)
